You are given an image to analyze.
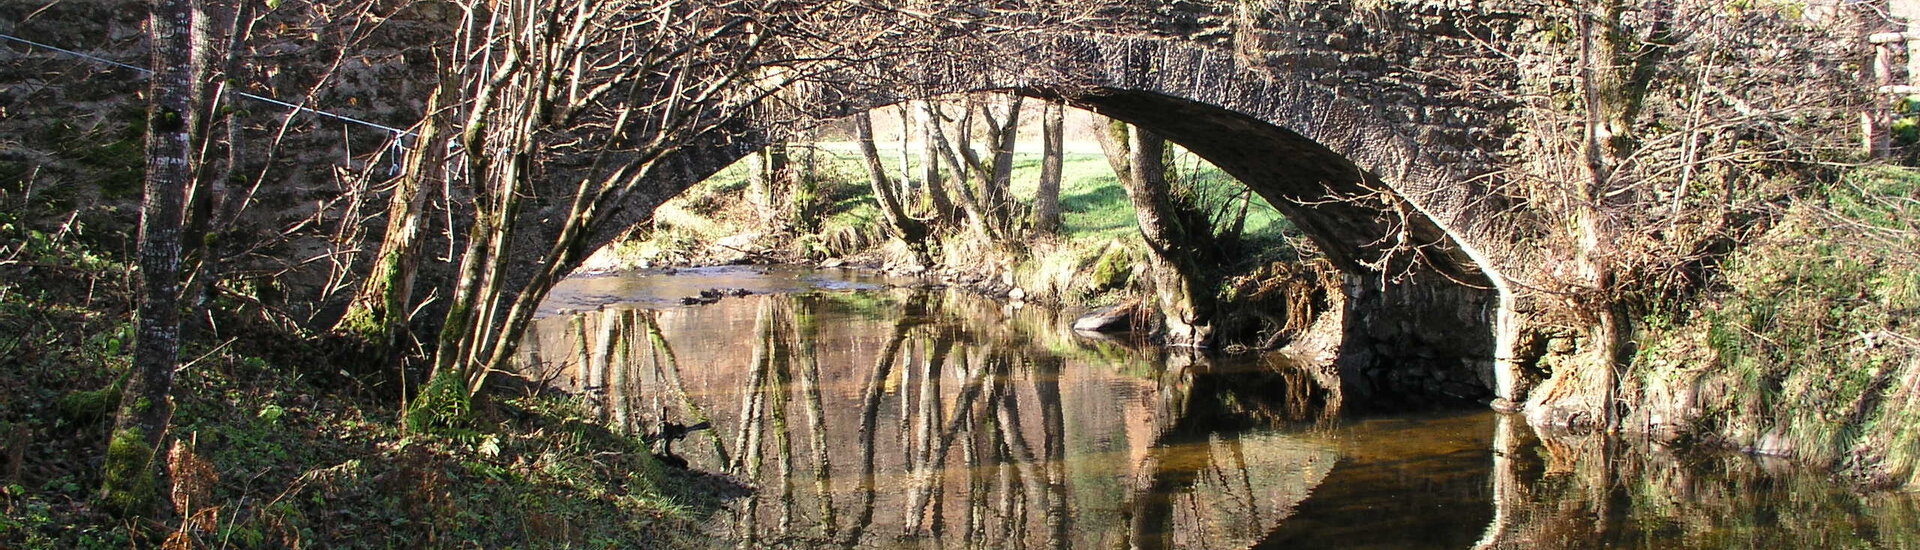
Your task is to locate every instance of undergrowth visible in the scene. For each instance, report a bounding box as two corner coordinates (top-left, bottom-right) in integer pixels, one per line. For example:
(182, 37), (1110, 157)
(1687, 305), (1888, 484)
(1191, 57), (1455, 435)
(1629, 165), (1920, 488)
(0, 211), (723, 548)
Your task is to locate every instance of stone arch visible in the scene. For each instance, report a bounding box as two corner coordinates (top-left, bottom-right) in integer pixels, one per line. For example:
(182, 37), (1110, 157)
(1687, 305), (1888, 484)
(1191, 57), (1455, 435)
(518, 35), (1521, 405)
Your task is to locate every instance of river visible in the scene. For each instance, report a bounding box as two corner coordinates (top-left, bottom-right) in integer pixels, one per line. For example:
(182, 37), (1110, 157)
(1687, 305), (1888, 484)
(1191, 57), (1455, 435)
(521, 266), (1920, 549)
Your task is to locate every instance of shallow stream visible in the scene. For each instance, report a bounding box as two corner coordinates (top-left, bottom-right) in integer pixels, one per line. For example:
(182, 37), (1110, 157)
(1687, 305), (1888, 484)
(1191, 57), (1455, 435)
(523, 266), (1920, 549)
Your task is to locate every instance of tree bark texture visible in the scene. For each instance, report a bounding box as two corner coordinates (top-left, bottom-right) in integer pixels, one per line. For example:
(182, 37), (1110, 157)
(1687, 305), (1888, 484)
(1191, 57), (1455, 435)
(104, 0), (205, 516)
(754, 144), (791, 228)
(980, 94), (1023, 229)
(334, 86), (449, 355)
(916, 101), (956, 226)
(926, 101), (999, 239)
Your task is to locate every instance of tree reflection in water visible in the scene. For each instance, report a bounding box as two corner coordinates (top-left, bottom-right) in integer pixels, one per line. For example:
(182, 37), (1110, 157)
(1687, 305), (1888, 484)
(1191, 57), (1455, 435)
(522, 281), (1920, 549)
(523, 289), (1341, 548)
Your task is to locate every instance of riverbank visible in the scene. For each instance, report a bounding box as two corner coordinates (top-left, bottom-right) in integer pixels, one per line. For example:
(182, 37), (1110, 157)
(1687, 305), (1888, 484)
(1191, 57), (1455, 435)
(524, 266), (1920, 548)
(1621, 166), (1920, 488)
(581, 140), (1339, 349)
(0, 227), (725, 547)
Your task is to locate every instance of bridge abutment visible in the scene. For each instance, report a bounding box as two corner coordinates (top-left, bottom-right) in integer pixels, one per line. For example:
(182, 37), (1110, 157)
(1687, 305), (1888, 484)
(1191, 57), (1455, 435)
(1331, 272), (1502, 409)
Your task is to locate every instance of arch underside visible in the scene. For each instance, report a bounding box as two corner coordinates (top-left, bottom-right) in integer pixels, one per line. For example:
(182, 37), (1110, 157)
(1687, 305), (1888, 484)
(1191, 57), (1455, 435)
(524, 35), (1505, 405)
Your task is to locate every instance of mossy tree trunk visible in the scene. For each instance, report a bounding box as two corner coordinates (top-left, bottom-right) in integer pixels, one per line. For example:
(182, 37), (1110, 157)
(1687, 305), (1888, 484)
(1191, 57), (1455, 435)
(104, 0), (207, 517)
(795, 131), (820, 233)
(971, 94), (1024, 232)
(1527, 0), (1672, 426)
(1093, 117), (1215, 347)
(753, 143), (791, 230)
(334, 85), (449, 360)
(896, 104), (914, 197)
(925, 101), (1001, 240)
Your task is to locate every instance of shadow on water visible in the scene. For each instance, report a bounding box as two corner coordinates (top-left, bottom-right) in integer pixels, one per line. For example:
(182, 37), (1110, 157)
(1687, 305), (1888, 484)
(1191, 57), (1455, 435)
(521, 267), (1920, 549)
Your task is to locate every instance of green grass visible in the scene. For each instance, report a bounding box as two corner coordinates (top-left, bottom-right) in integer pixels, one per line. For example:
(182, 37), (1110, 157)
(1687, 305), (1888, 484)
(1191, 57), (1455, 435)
(657, 143), (1293, 250)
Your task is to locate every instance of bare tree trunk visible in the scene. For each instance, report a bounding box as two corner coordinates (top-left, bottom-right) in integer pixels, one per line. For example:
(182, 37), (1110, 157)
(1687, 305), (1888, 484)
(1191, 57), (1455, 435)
(896, 104), (915, 199)
(853, 111), (931, 264)
(1093, 118), (1214, 347)
(1572, 0), (1632, 428)
(917, 101), (956, 226)
(977, 94), (1024, 231)
(754, 144), (791, 229)
(926, 102), (1000, 239)
(334, 85), (449, 357)
(180, 0), (251, 341)
(1032, 101), (1065, 235)
(103, 0), (206, 516)
(1093, 116), (1132, 186)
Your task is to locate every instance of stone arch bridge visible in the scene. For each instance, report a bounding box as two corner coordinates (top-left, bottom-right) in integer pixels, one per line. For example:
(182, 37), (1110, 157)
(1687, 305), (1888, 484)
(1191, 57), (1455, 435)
(0, 0), (1555, 407)
(482, 4), (1544, 408)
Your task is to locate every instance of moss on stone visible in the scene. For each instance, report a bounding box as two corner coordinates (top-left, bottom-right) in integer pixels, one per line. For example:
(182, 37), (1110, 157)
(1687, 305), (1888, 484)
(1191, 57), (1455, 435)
(1089, 244), (1134, 290)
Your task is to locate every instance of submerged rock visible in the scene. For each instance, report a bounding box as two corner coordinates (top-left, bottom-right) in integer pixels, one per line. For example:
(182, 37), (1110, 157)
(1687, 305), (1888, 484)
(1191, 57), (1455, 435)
(680, 291), (721, 305)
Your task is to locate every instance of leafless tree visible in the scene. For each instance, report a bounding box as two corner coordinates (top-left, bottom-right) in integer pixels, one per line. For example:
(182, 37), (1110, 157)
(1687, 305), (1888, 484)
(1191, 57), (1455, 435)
(1490, 0), (1865, 423)
(853, 111), (933, 264)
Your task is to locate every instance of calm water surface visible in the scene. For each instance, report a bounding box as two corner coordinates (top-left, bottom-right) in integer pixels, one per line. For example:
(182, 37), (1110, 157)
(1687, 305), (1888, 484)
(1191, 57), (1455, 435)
(523, 267), (1920, 549)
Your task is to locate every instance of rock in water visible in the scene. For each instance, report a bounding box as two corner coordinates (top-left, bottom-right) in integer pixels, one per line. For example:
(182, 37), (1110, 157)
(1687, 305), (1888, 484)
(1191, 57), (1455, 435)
(1072, 306), (1134, 333)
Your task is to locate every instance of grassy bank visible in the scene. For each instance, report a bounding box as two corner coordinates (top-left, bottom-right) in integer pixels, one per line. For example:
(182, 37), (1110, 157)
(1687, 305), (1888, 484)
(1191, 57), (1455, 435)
(588, 143), (1294, 265)
(1626, 166), (1920, 488)
(583, 140), (1337, 349)
(586, 141), (1324, 323)
(0, 216), (720, 548)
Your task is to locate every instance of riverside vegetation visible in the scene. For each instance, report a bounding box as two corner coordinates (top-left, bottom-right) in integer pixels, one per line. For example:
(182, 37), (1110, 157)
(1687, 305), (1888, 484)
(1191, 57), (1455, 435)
(0, 149), (743, 543)
(0, 204), (730, 547)
(1626, 166), (1920, 488)
(592, 104), (1920, 492)
(583, 107), (1341, 351)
